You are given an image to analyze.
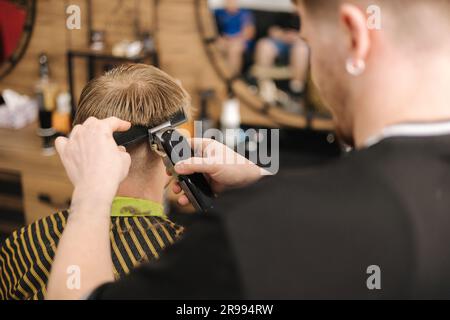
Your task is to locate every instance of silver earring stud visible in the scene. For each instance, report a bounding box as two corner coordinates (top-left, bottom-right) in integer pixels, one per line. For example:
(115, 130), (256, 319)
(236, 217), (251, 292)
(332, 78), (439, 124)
(346, 58), (366, 76)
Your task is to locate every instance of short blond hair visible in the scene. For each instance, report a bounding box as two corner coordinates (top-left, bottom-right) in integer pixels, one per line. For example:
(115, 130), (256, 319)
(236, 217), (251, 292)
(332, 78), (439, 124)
(74, 64), (191, 127)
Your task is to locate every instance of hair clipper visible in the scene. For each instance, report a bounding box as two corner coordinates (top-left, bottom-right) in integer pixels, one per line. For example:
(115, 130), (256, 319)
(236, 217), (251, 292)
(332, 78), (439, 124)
(113, 110), (215, 213)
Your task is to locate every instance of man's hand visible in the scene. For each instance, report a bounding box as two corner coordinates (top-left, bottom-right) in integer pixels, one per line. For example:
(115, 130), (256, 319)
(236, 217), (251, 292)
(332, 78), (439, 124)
(47, 117), (130, 300)
(173, 138), (270, 206)
(55, 117), (131, 213)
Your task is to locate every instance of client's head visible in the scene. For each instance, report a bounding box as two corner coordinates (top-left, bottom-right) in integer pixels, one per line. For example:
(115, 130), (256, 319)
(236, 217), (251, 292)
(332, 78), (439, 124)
(73, 64), (191, 201)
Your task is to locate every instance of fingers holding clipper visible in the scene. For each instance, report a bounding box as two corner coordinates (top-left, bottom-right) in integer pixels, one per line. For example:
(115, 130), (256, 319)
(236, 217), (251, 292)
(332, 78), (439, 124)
(171, 179), (191, 207)
(172, 182), (182, 194)
(174, 157), (217, 175)
(178, 195), (190, 206)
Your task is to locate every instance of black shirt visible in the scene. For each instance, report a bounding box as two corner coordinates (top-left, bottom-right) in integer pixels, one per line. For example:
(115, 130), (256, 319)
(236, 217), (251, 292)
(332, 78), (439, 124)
(90, 132), (450, 299)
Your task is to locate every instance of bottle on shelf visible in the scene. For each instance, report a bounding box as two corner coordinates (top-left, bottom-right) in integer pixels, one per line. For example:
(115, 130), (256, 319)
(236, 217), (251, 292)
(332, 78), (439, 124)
(220, 89), (242, 149)
(53, 92), (72, 135)
(35, 52), (58, 156)
(198, 89), (216, 135)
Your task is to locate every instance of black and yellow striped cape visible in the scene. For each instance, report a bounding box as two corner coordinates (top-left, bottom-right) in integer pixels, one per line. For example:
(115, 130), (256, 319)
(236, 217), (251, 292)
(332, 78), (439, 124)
(0, 199), (184, 300)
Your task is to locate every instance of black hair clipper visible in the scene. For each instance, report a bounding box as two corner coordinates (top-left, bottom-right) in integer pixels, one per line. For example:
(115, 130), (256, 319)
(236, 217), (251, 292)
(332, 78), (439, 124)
(113, 110), (215, 213)
(151, 129), (214, 213)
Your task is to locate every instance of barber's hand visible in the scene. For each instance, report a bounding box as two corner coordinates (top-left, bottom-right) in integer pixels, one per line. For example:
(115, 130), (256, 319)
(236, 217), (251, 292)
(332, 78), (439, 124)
(172, 138), (269, 206)
(55, 117), (132, 211)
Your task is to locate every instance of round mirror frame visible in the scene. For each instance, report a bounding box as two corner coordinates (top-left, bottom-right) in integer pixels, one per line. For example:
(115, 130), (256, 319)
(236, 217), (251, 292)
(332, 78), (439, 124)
(0, 0), (37, 80)
(194, 0), (334, 130)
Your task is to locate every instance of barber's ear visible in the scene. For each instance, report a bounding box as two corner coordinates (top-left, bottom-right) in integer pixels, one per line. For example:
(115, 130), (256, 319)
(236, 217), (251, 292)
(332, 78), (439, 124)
(339, 3), (370, 64)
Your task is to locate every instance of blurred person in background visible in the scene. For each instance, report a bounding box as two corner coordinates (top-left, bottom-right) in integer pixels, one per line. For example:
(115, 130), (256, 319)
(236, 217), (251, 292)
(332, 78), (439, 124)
(48, 0), (450, 299)
(254, 12), (309, 95)
(214, 0), (256, 76)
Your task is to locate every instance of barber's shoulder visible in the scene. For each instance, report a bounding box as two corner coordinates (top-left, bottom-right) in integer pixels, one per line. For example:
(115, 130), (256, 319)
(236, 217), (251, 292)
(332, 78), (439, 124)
(213, 151), (384, 215)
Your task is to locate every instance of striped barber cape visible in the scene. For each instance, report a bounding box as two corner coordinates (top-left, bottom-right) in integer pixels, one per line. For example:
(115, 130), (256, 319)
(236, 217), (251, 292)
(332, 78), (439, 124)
(0, 197), (184, 300)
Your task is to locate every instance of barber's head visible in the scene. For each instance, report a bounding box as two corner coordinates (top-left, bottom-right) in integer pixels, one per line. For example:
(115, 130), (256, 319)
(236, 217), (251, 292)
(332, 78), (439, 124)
(295, 0), (450, 146)
(74, 64), (191, 177)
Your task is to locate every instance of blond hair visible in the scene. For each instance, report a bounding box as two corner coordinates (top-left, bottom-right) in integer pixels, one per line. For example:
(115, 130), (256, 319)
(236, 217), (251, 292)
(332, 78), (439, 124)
(74, 64), (191, 127)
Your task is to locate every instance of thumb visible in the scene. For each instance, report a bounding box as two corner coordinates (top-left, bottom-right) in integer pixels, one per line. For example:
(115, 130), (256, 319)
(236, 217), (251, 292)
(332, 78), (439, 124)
(55, 136), (68, 156)
(103, 117), (131, 133)
(174, 157), (218, 175)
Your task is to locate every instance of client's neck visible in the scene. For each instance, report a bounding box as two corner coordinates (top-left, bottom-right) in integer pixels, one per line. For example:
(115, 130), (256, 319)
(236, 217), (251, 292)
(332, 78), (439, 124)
(116, 159), (168, 204)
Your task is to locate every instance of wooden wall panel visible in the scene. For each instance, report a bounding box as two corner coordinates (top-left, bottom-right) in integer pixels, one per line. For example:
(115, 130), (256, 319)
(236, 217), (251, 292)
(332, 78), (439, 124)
(0, 0), (277, 126)
(0, 0), (69, 93)
(0, 0), (221, 111)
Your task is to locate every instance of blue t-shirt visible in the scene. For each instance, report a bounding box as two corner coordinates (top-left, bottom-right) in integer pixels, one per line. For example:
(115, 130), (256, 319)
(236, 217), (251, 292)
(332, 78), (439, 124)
(214, 9), (254, 37)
